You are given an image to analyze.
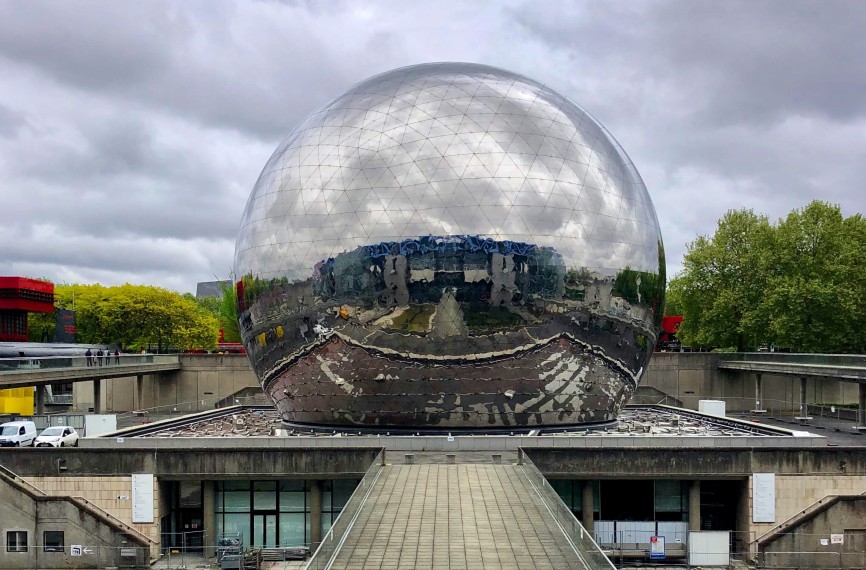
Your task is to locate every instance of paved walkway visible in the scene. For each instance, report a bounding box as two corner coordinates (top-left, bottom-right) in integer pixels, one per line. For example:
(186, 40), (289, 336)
(329, 463), (587, 570)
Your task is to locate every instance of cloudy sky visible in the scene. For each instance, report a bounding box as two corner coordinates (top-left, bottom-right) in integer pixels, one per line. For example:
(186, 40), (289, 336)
(1, 0), (864, 293)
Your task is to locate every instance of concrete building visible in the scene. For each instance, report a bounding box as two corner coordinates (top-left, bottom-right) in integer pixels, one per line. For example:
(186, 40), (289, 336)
(2, 352), (865, 568)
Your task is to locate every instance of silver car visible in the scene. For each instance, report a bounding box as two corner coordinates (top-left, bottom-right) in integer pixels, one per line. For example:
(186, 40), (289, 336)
(34, 426), (79, 447)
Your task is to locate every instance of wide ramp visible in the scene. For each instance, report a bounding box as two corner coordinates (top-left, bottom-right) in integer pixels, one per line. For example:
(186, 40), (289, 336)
(328, 463), (599, 570)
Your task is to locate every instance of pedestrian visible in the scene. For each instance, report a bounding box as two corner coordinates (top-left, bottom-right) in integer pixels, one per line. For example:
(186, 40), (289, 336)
(85, 348), (92, 367)
(96, 349), (103, 366)
(114, 349), (120, 365)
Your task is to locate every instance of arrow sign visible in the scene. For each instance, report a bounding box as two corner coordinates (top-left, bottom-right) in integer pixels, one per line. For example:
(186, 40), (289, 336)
(83, 547), (93, 554)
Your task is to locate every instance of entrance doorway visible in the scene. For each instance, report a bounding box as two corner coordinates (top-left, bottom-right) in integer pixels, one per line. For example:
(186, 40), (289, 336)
(253, 514), (278, 548)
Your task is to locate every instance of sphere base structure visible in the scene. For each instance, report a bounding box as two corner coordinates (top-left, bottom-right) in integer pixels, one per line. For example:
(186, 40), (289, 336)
(264, 334), (637, 430)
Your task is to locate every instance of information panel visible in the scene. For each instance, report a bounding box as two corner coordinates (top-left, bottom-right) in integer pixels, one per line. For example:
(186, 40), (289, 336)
(752, 473), (776, 523)
(131, 473), (154, 523)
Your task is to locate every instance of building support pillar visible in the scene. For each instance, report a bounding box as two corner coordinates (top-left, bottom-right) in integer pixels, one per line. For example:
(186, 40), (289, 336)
(136, 374), (144, 410)
(752, 373), (766, 413)
(310, 480), (322, 550)
(202, 481), (215, 558)
(858, 383), (866, 431)
(93, 379), (102, 413)
(34, 385), (47, 415)
(581, 480), (594, 534)
(796, 377), (812, 421)
(689, 480), (701, 532)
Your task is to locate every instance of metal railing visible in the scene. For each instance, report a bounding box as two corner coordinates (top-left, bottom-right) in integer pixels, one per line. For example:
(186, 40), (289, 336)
(0, 353), (178, 373)
(718, 352), (866, 367)
(519, 453), (616, 569)
(305, 449), (385, 570)
(758, 549), (866, 569)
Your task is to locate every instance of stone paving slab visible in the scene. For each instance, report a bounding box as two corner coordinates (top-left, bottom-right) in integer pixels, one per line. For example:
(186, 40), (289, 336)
(329, 463), (588, 570)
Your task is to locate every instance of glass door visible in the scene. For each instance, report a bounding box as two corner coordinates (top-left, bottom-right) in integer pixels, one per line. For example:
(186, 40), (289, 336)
(253, 514), (277, 547)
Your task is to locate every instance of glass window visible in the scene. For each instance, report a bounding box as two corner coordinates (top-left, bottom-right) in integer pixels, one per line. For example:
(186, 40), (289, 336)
(322, 488), (332, 512)
(655, 480), (685, 513)
(322, 512), (332, 537)
(43, 531), (64, 553)
(332, 480), (358, 510)
(221, 480), (251, 513)
(279, 512), (306, 547)
(224, 490), (251, 513)
(253, 481), (277, 510)
(179, 481), (202, 508)
(6, 531), (27, 553)
(280, 491), (305, 512)
(550, 479), (573, 509)
(222, 513), (251, 546)
(279, 481), (305, 512)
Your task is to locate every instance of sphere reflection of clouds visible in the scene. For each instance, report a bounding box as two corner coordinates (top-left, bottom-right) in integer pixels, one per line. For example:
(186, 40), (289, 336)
(235, 62), (665, 430)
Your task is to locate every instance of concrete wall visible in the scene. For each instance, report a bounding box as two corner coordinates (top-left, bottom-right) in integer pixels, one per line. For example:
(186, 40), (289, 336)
(0, 447), (381, 480)
(0, 473), (150, 569)
(643, 353), (861, 412)
(527, 447), (866, 565)
(749, 475), (866, 539)
(67, 351), (861, 415)
(24, 476), (160, 546)
(73, 354), (259, 414)
(758, 496), (866, 569)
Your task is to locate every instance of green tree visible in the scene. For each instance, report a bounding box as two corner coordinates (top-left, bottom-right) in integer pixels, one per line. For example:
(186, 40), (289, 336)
(673, 201), (866, 353)
(672, 209), (774, 351)
(52, 283), (219, 351)
(762, 202), (866, 352)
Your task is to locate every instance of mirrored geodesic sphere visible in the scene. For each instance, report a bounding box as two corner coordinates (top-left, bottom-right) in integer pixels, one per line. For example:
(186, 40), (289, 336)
(235, 62), (664, 431)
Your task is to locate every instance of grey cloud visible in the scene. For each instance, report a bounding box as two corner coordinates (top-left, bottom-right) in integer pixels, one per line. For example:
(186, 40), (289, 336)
(513, 0), (866, 125)
(0, 1), (363, 140)
(0, 103), (28, 138)
(1, 0), (863, 291)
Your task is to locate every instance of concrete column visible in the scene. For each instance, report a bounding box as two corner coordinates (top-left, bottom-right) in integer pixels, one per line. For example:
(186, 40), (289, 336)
(581, 480), (594, 534)
(797, 377), (811, 420)
(858, 383), (866, 430)
(136, 375), (144, 410)
(689, 480), (701, 532)
(93, 378), (102, 413)
(752, 373), (765, 413)
(34, 385), (46, 415)
(309, 480), (322, 549)
(202, 481), (215, 558)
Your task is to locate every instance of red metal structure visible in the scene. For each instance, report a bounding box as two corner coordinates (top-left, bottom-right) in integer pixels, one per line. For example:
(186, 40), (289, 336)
(656, 315), (683, 351)
(0, 277), (55, 342)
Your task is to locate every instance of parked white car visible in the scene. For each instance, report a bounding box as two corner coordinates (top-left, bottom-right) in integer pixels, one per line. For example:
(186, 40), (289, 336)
(34, 426), (79, 447)
(0, 420), (37, 447)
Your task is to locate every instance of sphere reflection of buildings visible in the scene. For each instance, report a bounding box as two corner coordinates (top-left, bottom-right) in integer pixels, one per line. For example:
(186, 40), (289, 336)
(234, 62), (665, 430)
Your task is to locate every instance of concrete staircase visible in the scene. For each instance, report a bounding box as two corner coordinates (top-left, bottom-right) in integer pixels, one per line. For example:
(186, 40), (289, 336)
(324, 457), (611, 570)
(0, 464), (156, 562)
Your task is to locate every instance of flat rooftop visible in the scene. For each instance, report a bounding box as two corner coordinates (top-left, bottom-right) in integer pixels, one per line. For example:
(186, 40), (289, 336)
(127, 405), (795, 439)
(90, 405), (837, 450)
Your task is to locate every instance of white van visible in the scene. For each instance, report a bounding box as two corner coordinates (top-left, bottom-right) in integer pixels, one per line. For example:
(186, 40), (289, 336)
(0, 420), (37, 447)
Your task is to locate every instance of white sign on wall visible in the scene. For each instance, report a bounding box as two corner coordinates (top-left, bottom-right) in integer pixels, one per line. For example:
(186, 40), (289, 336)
(753, 473), (776, 523)
(131, 473), (154, 523)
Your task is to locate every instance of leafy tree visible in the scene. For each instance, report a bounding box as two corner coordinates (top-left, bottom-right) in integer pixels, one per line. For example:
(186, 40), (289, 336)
(672, 209), (774, 351)
(51, 283), (219, 351)
(762, 202), (866, 352)
(672, 201), (866, 353)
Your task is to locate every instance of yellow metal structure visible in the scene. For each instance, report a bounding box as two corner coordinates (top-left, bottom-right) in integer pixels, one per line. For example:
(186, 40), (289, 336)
(0, 387), (35, 415)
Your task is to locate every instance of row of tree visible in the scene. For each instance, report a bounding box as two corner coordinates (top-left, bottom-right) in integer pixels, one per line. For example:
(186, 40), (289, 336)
(667, 201), (866, 353)
(28, 282), (240, 351)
